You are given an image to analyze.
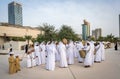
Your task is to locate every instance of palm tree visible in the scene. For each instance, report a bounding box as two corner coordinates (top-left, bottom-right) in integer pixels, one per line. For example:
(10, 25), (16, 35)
(36, 23), (80, 42)
(106, 34), (114, 42)
(113, 37), (119, 43)
(58, 25), (80, 41)
(37, 23), (57, 42)
(24, 35), (32, 46)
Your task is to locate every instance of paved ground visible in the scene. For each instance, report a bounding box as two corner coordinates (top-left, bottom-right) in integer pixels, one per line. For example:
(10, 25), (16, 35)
(0, 46), (120, 79)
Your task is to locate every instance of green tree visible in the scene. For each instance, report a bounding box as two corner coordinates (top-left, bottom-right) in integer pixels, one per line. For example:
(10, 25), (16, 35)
(97, 36), (104, 41)
(106, 34), (114, 42)
(58, 25), (80, 41)
(31, 38), (37, 43)
(98, 34), (119, 42)
(36, 24), (81, 42)
(113, 37), (119, 43)
(36, 34), (45, 43)
(37, 23), (58, 42)
(24, 35), (32, 45)
(90, 36), (95, 41)
(11, 37), (26, 41)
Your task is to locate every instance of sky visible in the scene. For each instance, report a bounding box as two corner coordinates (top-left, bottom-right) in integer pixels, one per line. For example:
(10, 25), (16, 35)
(0, 0), (120, 37)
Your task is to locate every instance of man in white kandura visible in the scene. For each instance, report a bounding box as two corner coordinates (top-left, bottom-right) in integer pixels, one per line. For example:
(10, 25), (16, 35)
(39, 42), (46, 64)
(66, 40), (74, 65)
(27, 45), (36, 68)
(55, 42), (60, 62)
(101, 42), (105, 61)
(90, 41), (95, 64)
(76, 42), (84, 63)
(58, 41), (68, 68)
(94, 43), (102, 63)
(84, 42), (93, 67)
(34, 42), (41, 66)
(73, 42), (78, 58)
(46, 41), (57, 71)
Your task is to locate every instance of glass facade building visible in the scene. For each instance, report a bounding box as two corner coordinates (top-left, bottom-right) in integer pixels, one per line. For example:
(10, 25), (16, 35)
(82, 24), (87, 40)
(82, 20), (90, 40)
(119, 15), (120, 38)
(8, 1), (22, 26)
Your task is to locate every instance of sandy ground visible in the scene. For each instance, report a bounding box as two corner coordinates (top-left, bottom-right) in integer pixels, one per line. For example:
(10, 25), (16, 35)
(0, 47), (120, 79)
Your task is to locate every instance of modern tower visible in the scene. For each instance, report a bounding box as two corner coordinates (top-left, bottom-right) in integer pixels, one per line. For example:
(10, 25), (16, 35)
(92, 30), (95, 38)
(95, 28), (102, 39)
(8, 1), (23, 26)
(82, 24), (87, 40)
(119, 14), (120, 38)
(82, 20), (90, 40)
(92, 28), (102, 40)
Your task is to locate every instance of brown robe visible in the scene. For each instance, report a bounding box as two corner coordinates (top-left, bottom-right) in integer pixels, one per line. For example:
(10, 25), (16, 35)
(15, 57), (21, 71)
(8, 56), (16, 74)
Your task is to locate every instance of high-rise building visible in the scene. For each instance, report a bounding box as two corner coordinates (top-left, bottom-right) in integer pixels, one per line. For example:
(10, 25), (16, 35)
(82, 24), (87, 40)
(82, 20), (90, 40)
(8, 1), (22, 26)
(92, 28), (102, 40)
(95, 28), (102, 39)
(92, 30), (95, 38)
(119, 14), (120, 38)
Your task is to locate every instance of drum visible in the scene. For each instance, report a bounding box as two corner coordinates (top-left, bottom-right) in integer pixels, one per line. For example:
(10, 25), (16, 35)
(79, 50), (86, 58)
